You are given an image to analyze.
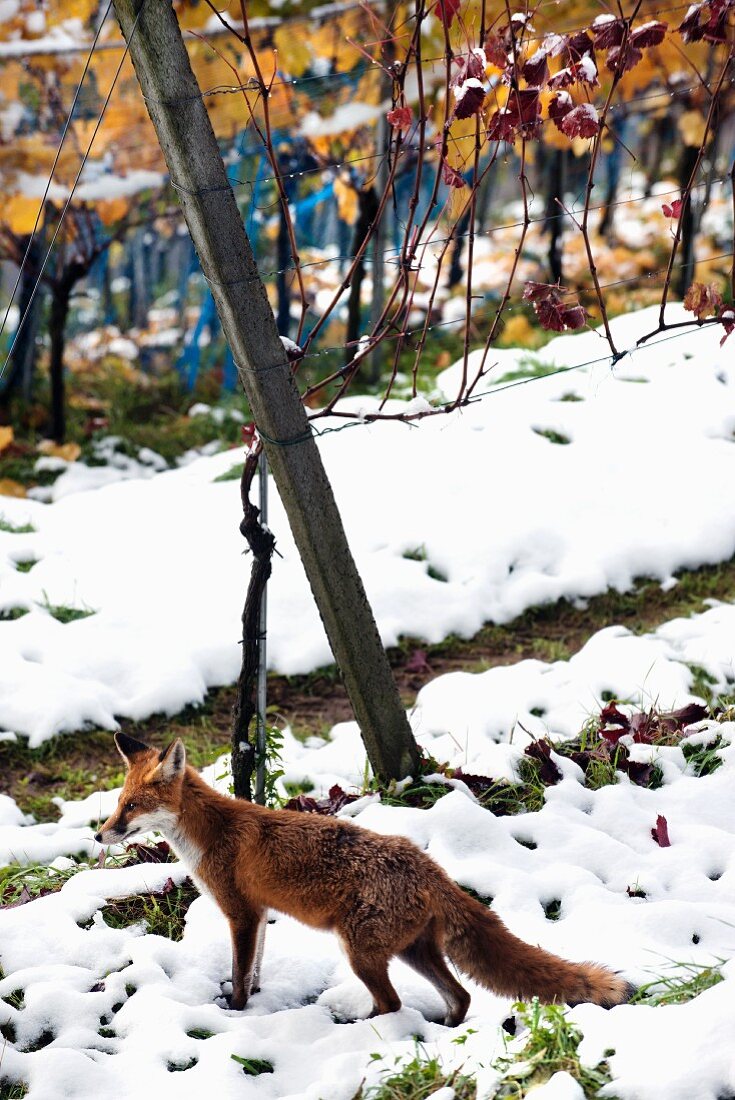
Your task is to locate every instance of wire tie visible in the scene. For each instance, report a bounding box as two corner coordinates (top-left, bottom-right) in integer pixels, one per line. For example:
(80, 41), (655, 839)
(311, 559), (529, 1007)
(257, 425), (314, 448)
(169, 178), (232, 197)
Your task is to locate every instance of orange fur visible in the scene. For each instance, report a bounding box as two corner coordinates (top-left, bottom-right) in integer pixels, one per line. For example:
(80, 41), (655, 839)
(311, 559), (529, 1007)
(97, 733), (633, 1022)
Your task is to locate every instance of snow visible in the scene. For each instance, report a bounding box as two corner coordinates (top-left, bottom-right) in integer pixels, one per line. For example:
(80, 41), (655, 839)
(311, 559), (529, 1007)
(3, 662), (735, 1097)
(2, 304), (735, 744)
(4, 297), (735, 1095)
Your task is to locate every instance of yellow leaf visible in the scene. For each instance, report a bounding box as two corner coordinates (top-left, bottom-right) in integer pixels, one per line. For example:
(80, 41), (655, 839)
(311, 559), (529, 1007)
(37, 440), (81, 462)
(0, 479), (26, 498)
(97, 197), (131, 226)
(333, 175), (358, 224)
(678, 110), (709, 148)
(0, 426), (13, 453)
(3, 196), (43, 236)
(273, 24), (311, 78)
(448, 183), (471, 221)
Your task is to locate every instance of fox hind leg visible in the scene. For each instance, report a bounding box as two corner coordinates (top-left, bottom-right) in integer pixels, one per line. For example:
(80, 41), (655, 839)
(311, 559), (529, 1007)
(400, 926), (471, 1027)
(345, 949), (402, 1017)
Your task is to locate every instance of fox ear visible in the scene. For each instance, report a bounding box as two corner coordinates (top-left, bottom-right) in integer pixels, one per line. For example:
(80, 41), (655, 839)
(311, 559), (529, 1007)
(154, 738), (186, 782)
(114, 732), (151, 766)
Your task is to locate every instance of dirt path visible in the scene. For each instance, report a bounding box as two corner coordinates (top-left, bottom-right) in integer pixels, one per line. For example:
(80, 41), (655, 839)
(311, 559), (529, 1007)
(3, 557), (734, 819)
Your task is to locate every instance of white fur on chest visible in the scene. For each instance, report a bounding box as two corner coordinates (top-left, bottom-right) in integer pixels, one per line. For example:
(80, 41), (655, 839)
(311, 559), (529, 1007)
(152, 810), (211, 898)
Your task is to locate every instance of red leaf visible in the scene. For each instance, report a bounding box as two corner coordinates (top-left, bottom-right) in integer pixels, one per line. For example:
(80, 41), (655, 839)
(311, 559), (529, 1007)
(387, 105), (413, 131)
(453, 78), (486, 119)
(720, 308), (735, 346)
(558, 103), (599, 139)
(606, 43), (643, 74)
(524, 739), (563, 785)
(160, 876), (177, 895)
(441, 160), (466, 188)
(565, 31), (596, 66)
(630, 20), (668, 47)
(483, 33), (509, 69)
(547, 67), (575, 90)
(522, 50), (549, 86)
(561, 304), (586, 330)
(679, 0), (731, 43)
(488, 89), (540, 141)
(548, 90), (574, 130)
(523, 280), (560, 302)
(662, 197), (682, 218)
(536, 298), (568, 332)
(241, 423), (256, 444)
(651, 814), (671, 847)
(435, 0), (461, 29)
(592, 15), (626, 49)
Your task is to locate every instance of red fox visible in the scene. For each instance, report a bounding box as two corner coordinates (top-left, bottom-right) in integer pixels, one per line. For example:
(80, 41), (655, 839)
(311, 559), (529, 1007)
(96, 733), (633, 1023)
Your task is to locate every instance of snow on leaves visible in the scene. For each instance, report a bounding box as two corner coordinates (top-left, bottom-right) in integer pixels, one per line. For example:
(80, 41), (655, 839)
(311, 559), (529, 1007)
(488, 89), (540, 142)
(679, 0), (734, 43)
(523, 281), (587, 332)
(558, 102), (600, 139)
(450, 50), (488, 119)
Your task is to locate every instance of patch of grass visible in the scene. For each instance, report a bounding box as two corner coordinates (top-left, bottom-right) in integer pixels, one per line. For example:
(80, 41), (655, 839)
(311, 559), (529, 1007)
(0, 1080), (27, 1099)
(543, 899), (562, 921)
(532, 428), (571, 446)
(682, 736), (726, 777)
(357, 1044), (475, 1100)
(0, 608), (28, 622)
(557, 392), (583, 402)
(493, 1000), (618, 1098)
(631, 960), (724, 1006)
(401, 546), (448, 583)
(0, 517), (35, 534)
(494, 354), (559, 385)
(187, 1028), (214, 1040)
(231, 1055), (274, 1076)
(12, 560), (37, 574)
(37, 593), (96, 624)
(168, 1057), (198, 1072)
(0, 860), (82, 906)
(688, 664), (719, 702)
(101, 879), (198, 940)
(213, 463), (244, 483)
(460, 885), (494, 907)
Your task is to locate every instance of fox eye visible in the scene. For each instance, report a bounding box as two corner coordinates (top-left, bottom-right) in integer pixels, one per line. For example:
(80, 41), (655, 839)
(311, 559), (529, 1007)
(126, 801), (137, 812)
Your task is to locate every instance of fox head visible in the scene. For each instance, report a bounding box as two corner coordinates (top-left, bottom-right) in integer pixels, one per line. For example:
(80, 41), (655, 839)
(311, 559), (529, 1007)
(94, 732), (187, 845)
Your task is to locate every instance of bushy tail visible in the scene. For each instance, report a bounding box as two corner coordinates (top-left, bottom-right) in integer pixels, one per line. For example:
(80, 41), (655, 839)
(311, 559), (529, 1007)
(440, 884), (632, 1008)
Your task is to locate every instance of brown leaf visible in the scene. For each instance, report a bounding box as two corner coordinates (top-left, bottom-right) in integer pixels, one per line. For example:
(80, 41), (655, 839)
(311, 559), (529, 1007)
(683, 282), (724, 320)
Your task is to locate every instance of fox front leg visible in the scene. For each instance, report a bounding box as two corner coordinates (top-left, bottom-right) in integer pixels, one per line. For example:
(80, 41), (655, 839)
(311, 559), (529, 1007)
(249, 917), (266, 995)
(228, 911), (263, 1010)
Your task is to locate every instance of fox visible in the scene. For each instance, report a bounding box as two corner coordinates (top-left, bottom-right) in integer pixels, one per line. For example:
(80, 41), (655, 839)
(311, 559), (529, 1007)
(96, 732), (633, 1023)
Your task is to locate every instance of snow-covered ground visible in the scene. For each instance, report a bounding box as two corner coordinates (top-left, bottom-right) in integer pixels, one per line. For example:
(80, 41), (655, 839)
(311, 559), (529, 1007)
(1, 644), (735, 1099)
(2, 304), (735, 746)
(3, 303), (735, 1098)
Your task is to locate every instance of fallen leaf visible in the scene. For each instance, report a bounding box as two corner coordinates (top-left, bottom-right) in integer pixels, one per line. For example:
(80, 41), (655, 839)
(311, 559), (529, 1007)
(651, 814), (671, 847)
(0, 426), (14, 453)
